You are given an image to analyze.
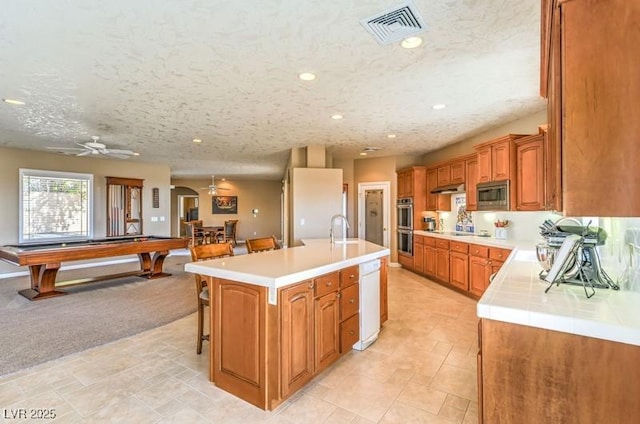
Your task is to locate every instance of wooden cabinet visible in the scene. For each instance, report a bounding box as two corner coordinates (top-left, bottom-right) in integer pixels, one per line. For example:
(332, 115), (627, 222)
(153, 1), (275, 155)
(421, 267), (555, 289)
(437, 164), (451, 187)
(469, 244), (491, 297)
(426, 167), (452, 212)
(435, 239), (450, 283)
(542, 0), (639, 216)
(491, 140), (511, 181)
(339, 266), (360, 354)
(380, 256), (388, 324)
(476, 147), (492, 184)
(396, 166), (427, 228)
(450, 160), (466, 184)
(449, 251), (469, 291)
(413, 234), (424, 273)
(106, 176), (144, 236)
(466, 156), (479, 211)
(479, 318), (640, 423)
(423, 237), (436, 277)
(314, 290), (340, 373)
(280, 281), (315, 397)
(515, 132), (545, 211)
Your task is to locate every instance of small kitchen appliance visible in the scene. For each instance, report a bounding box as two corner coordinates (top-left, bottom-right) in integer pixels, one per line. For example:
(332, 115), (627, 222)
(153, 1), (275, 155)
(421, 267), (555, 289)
(424, 217), (436, 231)
(537, 217), (619, 298)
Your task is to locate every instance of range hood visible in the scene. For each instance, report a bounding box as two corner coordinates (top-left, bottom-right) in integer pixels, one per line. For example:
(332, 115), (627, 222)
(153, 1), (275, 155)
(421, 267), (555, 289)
(430, 183), (465, 194)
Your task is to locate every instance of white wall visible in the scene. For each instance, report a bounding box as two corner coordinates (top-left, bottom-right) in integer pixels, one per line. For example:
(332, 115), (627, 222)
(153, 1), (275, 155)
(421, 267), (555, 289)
(290, 168), (343, 246)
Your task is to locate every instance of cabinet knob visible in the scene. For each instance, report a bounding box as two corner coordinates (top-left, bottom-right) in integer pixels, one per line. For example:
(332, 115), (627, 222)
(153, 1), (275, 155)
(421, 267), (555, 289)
(349, 330), (355, 335)
(349, 274), (355, 278)
(336, 292), (341, 298)
(327, 282), (332, 287)
(309, 282), (314, 289)
(498, 254), (503, 258)
(349, 298), (355, 304)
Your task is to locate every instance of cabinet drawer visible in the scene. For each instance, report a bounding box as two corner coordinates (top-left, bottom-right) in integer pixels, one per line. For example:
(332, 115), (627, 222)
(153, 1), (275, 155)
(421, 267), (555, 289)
(423, 236), (436, 246)
(340, 265), (359, 288)
(489, 248), (511, 262)
(469, 244), (489, 258)
(315, 272), (339, 297)
(340, 313), (359, 353)
(435, 239), (450, 249)
(414, 234), (424, 245)
(340, 283), (359, 320)
(450, 241), (468, 254)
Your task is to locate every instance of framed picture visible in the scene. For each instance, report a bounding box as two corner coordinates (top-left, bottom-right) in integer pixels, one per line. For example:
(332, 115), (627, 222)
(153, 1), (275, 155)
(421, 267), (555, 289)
(212, 196), (238, 214)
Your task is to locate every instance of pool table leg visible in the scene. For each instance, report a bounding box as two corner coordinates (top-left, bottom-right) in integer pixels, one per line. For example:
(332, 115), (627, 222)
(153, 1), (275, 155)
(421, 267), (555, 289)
(19, 263), (68, 300)
(137, 250), (172, 279)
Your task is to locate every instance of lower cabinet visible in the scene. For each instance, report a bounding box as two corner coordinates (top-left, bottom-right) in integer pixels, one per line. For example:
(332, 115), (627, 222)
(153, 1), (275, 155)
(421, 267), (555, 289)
(314, 290), (340, 373)
(450, 251), (469, 291)
(380, 256), (389, 324)
(435, 239), (450, 283)
(280, 281), (315, 397)
(469, 255), (491, 297)
(478, 318), (640, 423)
(413, 235), (424, 273)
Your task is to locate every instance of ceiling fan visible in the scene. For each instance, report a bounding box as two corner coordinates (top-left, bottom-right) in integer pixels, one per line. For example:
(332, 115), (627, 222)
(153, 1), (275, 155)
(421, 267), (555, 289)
(47, 136), (137, 159)
(200, 176), (230, 195)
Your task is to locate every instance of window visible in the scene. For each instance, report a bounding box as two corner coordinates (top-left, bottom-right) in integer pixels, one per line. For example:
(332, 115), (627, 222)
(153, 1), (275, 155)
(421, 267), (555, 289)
(20, 169), (93, 243)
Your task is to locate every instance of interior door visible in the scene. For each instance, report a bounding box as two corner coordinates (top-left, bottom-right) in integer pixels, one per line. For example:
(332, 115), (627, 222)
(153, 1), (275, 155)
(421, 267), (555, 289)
(364, 189), (384, 245)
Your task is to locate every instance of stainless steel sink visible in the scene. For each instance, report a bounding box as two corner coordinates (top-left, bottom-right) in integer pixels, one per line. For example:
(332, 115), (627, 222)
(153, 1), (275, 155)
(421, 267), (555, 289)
(452, 233), (474, 236)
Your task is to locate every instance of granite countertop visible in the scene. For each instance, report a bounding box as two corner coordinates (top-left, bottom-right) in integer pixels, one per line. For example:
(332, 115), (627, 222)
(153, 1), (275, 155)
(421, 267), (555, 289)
(184, 238), (389, 294)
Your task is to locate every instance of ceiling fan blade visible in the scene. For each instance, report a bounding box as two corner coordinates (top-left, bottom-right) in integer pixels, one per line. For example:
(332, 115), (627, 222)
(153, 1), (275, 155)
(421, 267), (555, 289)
(105, 149), (134, 155)
(46, 146), (85, 151)
(106, 153), (130, 159)
(216, 187), (231, 191)
(77, 150), (92, 157)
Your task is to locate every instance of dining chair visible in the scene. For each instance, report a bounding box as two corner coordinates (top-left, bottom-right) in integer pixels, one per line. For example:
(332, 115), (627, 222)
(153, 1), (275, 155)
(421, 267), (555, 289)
(185, 220), (208, 246)
(189, 242), (234, 354)
(217, 219), (238, 246)
(246, 235), (281, 254)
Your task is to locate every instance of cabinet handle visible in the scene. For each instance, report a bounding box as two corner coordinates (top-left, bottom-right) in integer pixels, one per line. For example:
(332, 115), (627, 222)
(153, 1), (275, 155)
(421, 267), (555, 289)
(349, 330), (355, 335)
(349, 298), (355, 304)
(498, 254), (503, 258)
(326, 282), (332, 287)
(349, 274), (355, 278)
(309, 282), (314, 289)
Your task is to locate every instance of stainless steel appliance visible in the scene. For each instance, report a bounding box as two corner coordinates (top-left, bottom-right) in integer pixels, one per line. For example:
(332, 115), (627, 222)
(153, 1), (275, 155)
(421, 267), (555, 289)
(397, 198), (413, 229)
(397, 228), (413, 255)
(477, 180), (509, 211)
(397, 198), (414, 255)
(424, 217), (436, 231)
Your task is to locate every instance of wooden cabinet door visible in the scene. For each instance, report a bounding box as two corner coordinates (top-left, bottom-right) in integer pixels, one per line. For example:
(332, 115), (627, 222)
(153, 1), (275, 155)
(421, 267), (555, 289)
(426, 168), (438, 210)
(516, 134), (545, 211)
(477, 147), (491, 183)
(435, 248), (450, 283)
(450, 160), (465, 184)
(466, 157), (479, 211)
(469, 255), (491, 296)
(397, 170), (406, 198)
(280, 281), (314, 397)
(380, 256), (388, 324)
(315, 291), (340, 373)
(491, 141), (511, 181)
(424, 245), (436, 277)
(414, 238), (424, 273)
(437, 165), (451, 187)
(449, 251), (469, 291)
(561, 0), (640, 216)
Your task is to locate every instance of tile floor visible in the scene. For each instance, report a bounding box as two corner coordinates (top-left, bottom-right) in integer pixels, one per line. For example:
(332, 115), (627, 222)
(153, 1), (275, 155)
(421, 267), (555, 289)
(0, 266), (479, 423)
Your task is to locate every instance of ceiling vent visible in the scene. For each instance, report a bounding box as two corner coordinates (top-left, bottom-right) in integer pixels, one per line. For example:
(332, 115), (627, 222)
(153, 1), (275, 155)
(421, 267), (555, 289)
(360, 0), (427, 45)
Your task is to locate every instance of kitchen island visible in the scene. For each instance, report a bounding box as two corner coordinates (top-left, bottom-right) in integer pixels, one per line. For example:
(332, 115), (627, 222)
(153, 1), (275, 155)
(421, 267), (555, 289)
(476, 243), (640, 423)
(184, 238), (389, 410)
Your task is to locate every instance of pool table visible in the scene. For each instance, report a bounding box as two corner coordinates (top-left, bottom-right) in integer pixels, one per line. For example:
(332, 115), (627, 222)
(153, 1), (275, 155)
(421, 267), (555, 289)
(0, 236), (189, 300)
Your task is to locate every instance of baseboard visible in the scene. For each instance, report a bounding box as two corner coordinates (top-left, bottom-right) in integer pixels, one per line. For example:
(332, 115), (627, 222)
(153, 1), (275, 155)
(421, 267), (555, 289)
(389, 262), (402, 268)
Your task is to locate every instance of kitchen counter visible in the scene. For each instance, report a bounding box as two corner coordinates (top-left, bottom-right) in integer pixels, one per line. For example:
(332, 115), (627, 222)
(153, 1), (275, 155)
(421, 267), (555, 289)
(415, 230), (639, 347)
(185, 238), (389, 304)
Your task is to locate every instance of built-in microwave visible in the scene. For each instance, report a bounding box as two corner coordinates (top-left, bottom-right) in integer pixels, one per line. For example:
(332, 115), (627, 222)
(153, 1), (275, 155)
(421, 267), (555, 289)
(477, 180), (509, 211)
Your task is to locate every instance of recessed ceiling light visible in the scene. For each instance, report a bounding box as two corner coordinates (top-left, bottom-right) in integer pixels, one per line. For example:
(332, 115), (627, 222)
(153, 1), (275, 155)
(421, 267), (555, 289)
(401, 36), (423, 49)
(387, 134), (397, 138)
(331, 114), (343, 120)
(3, 98), (25, 105)
(299, 72), (316, 81)
(192, 138), (202, 143)
(432, 104), (446, 110)
(360, 152), (367, 156)
(133, 152), (140, 156)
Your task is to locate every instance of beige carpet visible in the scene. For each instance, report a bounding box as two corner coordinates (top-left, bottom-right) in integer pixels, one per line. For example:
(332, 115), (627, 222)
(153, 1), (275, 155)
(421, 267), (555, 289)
(0, 253), (196, 376)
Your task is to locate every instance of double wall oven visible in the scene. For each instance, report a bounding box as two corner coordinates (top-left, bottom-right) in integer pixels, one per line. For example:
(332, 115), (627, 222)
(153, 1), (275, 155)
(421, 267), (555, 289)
(397, 198), (413, 256)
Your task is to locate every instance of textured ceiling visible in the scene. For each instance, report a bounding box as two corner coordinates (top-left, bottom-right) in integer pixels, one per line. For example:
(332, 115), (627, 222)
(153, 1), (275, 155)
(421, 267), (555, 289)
(0, 0), (545, 180)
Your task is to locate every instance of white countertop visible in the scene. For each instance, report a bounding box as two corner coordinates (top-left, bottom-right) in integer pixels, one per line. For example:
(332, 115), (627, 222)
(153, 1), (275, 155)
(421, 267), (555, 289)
(416, 231), (640, 347)
(185, 238), (389, 302)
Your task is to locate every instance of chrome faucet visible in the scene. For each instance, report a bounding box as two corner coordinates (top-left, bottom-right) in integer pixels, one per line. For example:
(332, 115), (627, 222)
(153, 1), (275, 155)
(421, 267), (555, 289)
(330, 214), (350, 244)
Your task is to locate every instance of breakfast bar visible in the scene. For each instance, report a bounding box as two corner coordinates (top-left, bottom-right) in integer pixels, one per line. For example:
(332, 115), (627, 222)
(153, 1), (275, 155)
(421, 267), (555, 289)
(185, 238), (389, 410)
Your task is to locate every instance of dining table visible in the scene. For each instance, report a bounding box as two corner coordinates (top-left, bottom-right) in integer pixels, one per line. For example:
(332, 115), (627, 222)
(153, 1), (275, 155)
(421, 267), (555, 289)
(201, 226), (224, 243)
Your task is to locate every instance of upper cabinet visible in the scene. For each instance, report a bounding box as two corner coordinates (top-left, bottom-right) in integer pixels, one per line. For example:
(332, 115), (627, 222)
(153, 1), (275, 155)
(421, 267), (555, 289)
(515, 132), (545, 211)
(475, 135), (524, 184)
(450, 160), (465, 184)
(466, 156), (479, 211)
(542, 0), (640, 216)
(397, 166), (427, 225)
